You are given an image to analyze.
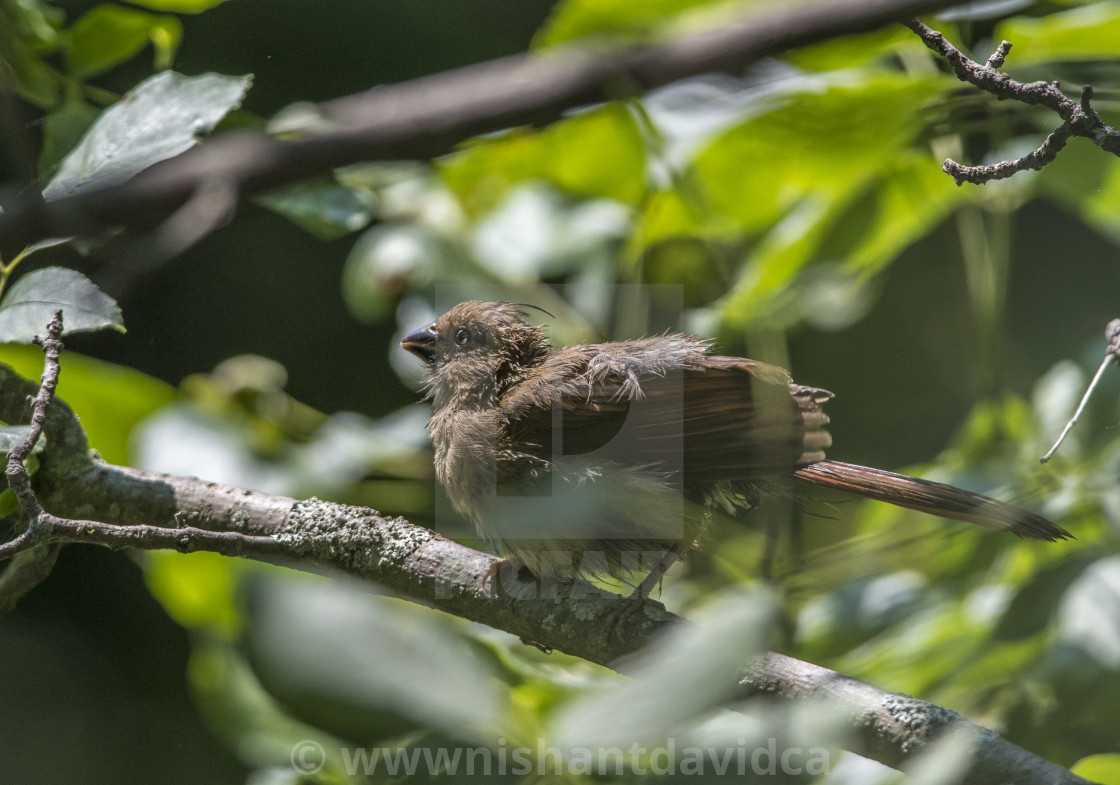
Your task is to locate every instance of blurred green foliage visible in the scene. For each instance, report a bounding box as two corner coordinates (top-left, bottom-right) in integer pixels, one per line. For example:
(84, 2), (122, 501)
(3, 0), (1120, 783)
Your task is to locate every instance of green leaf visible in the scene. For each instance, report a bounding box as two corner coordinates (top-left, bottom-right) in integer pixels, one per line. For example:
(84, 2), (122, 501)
(65, 5), (182, 78)
(255, 180), (375, 240)
(125, 0), (231, 12)
(996, 3), (1120, 65)
(691, 73), (948, 326)
(245, 575), (501, 743)
(0, 488), (17, 519)
(1057, 556), (1120, 669)
(838, 156), (966, 274)
(439, 103), (647, 213)
(0, 266), (124, 342)
(1050, 151), (1120, 246)
(535, 0), (742, 47)
(8, 0), (65, 48)
(552, 589), (775, 748)
(696, 73), (942, 232)
(993, 552), (1099, 641)
(145, 551), (242, 636)
(0, 346), (175, 464)
(6, 36), (61, 107)
(0, 424), (37, 455)
(185, 639), (352, 776)
(43, 71), (252, 201)
(38, 98), (100, 178)
(1072, 753), (1120, 785)
(789, 26), (914, 71)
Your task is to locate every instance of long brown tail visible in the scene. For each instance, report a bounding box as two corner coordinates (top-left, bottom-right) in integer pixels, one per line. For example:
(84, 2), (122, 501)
(793, 460), (1072, 542)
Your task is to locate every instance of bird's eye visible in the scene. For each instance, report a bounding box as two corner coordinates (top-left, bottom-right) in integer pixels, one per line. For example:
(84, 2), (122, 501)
(455, 327), (470, 346)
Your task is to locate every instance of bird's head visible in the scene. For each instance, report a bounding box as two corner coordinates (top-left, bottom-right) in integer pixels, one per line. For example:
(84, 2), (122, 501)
(401, 301), (550, 408)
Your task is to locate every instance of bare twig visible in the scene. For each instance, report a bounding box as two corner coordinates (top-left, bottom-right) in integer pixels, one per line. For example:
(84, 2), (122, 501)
(906, 18), (1120, 185)
(4, 310), (65, 530)
(1041, 318), (1120, 463)
(0, 0), (968, 253)
(1, 312), (287, 567)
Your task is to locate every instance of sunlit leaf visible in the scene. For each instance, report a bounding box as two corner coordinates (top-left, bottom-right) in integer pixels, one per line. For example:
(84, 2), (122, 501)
(535, 0), (743, 47)
(127, 0), (232, 12)
(0, 267), (124, 342)
(0, 344), (174, 464)
(65, 5), (182, 78)
(1072, 753), (1120, 785)
(144, 551), (243, 636)
(626, 188), (739, 261)
(693, 74), (950, 326)
(839, 156), (966, 273)
(789, 26), (914, 71)
(439, 103), (647, 213)
(996, 3), (1120, 65)
(695, 73), (942, 232)
(43, 71), (251, 200)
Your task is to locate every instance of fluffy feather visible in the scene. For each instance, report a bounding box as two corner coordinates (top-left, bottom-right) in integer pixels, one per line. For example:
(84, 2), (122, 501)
(402, 301), (1071, 580)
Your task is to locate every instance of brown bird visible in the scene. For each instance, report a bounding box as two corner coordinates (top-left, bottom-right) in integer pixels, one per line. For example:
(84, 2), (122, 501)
(401, 301), (1070, 592)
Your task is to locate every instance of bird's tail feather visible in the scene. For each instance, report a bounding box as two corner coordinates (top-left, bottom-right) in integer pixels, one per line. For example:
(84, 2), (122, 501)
(793, 460), (1071, 542)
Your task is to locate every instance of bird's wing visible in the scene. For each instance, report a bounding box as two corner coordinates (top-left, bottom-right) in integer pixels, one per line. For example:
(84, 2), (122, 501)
(498, 339), (833, 486)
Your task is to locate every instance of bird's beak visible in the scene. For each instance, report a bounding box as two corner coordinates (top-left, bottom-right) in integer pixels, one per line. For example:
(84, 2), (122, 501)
(400, 324), (438, 362)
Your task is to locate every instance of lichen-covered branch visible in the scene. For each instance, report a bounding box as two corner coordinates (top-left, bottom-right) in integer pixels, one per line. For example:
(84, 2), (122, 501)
(906, 18), (1120, 185)
(0, 345), (1097, 784)
(739, 653), (1094, 785)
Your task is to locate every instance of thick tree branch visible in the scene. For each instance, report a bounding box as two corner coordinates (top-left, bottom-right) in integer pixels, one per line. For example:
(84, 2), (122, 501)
(741, 653), (1093, 785)
(0, 0), (966, 253)
(0, 351), (1097, 783)
(906, 18), (1120, 185)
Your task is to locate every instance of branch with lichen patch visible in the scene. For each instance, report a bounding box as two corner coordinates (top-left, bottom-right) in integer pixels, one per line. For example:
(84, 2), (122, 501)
(906, 17), (1120, 185)
(0, 333), (1096, 785)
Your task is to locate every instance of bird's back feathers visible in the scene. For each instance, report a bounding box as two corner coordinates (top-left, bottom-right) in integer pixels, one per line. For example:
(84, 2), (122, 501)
(409, 302), (1070, 568)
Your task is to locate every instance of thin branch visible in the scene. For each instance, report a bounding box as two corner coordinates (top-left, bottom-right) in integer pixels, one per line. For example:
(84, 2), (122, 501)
(1041, 318), (1120, 463)
(4, 309), (64, 524)
(0, 0), (967, 253)
(906, 18), (1120, 185)
(0, 312), (287, 568)
(0, 357), (1098, 783)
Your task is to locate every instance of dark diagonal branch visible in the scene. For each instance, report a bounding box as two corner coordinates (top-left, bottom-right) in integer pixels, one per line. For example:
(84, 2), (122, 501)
(0, 0), (966, 253)
(906, 18), (1120, 185)
(0, 343), (1097, 784)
